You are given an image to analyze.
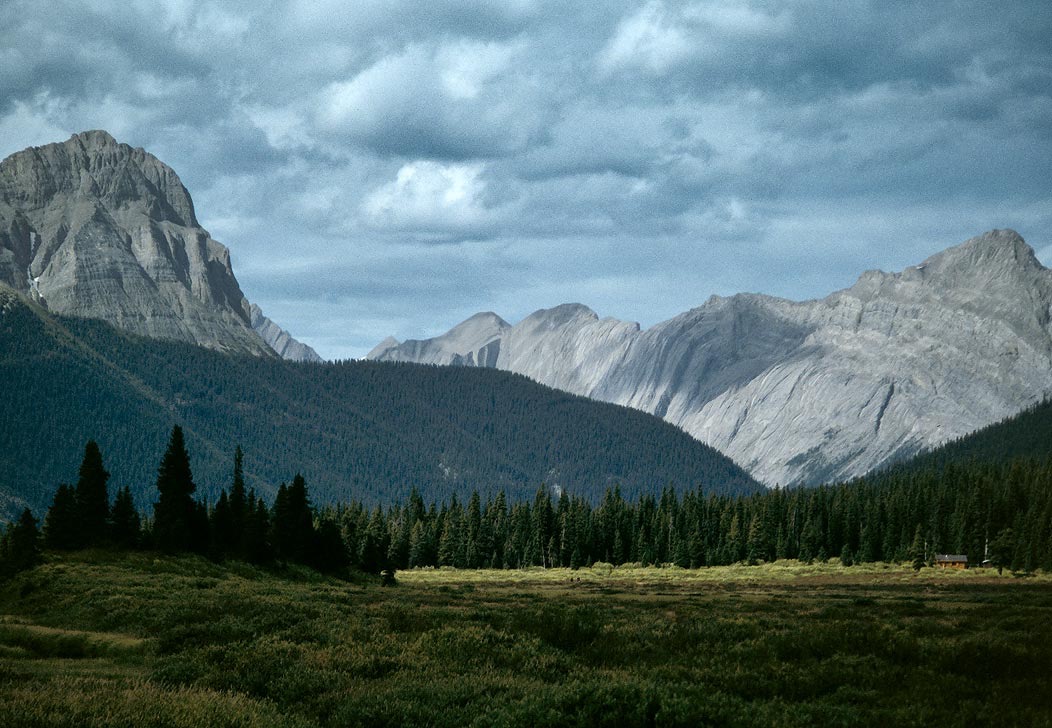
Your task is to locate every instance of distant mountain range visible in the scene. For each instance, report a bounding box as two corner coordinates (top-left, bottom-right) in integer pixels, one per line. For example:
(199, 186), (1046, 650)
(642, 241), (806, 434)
(370, 229), (1052, 486)
(4, 131), (1049, 499)
(0, 131), (318, 362)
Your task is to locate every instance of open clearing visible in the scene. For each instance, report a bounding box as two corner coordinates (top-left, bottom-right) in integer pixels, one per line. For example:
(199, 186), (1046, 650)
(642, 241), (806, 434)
(1, 553), (1050, 727)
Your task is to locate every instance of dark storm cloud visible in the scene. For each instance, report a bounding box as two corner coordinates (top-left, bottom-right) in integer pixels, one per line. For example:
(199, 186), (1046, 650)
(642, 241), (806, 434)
(1, 0), (1050, 359)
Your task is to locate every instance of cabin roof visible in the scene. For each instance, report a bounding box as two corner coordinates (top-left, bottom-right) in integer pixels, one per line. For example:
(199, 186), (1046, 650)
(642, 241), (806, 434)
(934, 554), (968, 562)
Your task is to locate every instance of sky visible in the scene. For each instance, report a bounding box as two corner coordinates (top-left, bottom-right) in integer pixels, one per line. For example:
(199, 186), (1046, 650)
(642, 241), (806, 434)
(2, 1), (1050, 359)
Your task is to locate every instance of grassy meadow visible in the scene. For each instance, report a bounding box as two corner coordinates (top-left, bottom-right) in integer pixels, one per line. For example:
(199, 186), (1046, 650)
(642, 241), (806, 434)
(1, 553), (1051, 727)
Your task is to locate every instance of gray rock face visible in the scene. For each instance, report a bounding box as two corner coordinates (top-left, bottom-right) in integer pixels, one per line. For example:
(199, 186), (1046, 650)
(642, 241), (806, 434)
(0, 131), (270, 355)
(369, 230), (1052, 486)
(250, 303), (322, 362)
(372, 312), (509, 367)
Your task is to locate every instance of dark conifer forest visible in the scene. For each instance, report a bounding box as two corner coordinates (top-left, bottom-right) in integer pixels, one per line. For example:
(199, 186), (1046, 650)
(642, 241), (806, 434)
(4, 409), (1050, 577)
(0, 292), (758, 516)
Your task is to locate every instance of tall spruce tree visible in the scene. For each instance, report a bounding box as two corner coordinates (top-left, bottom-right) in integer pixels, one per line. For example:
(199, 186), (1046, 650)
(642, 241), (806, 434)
(286, 474), (316, 564)
(270, 483), (291, 559)
(746, 513), (764, 565)
(153, 425), (198, 552)
(210, 491), (233, 557)
(229, 446), (247, 539)
(910, 525), (926, 571)
(44, 484), (80, 550)
(242, 491), (272, 564)
(360, 506), (389, 573)
(408, 520), (427, 568)
(74, 440), (110, 547)
(110, 486), (141, 549)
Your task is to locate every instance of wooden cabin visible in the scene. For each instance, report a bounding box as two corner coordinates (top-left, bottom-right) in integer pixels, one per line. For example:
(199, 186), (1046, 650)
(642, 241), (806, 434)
(934, 554), (968, 569)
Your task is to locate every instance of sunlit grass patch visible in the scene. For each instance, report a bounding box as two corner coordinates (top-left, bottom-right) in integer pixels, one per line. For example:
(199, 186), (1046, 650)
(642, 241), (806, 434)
(396, 559), (1043, 590)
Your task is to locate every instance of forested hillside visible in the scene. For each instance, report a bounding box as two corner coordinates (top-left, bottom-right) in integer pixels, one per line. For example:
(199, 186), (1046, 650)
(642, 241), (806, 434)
(0, 289), (759, 517)
(880, 398), (1052, 472)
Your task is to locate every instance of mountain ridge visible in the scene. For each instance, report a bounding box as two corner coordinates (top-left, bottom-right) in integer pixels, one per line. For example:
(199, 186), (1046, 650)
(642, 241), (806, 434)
(370, 229), (1052, 486)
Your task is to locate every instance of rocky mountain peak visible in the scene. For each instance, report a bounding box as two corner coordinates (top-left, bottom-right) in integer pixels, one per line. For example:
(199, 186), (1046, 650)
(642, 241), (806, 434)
(2, 131), (198, 229)
(449, 311), (510, 335)
(921, 228), (1039, 275)
(520, 303), (598, 330)
(845, 229), (1047, 305)
(366, 336), (402, 360)
(0, 132), (272, 355)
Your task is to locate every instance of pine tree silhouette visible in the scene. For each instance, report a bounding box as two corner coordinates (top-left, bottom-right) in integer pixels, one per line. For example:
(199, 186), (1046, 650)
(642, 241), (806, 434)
(153, 425), (198, 552)
(75, 441), (110, 547)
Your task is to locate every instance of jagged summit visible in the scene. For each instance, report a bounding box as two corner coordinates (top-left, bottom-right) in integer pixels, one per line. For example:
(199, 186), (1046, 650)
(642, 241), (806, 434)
(366, 336), (401, 360)
(250, 304), (322, 362)
(369, 230), (1052, 486)
(0, 132), (305, 359)
(448, 311), (510, 335)
(375, 307), (509, 367)
(920, 228), (1040, 277)
(522, 303), (598, 326)
(2, 131), (199, 229)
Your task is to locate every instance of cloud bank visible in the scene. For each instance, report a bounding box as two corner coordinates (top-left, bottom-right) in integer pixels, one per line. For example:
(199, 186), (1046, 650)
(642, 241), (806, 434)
(2, 0), (1050, 357)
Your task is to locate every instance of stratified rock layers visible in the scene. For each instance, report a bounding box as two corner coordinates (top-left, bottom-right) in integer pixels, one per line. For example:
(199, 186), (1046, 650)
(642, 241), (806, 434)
(371, 230), (1052, 485)
(0, 130), (269, 354)
(250, 304), (321, 362)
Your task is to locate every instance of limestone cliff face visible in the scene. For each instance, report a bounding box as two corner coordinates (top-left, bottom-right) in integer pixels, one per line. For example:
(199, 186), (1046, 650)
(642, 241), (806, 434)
(250, 304), (322, 362)
(369, 230), (1052, 485)
(0, 131), (270, 355)
(368, 312), (509, 367)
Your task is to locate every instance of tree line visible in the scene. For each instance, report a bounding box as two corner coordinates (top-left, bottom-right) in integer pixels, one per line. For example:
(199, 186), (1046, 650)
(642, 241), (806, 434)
(4, 426), (1051, 577)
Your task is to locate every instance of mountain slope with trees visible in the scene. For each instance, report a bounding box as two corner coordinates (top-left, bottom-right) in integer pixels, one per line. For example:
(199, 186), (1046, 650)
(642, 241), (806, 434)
(0, 287), (760, 518)
(879, 398), (1052, 473)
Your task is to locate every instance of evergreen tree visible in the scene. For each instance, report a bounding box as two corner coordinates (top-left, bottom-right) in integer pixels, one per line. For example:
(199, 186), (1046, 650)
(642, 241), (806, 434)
(910, 525), (926, 571)
(437, 501), (461, 567)
(360, 507), (389, 574)
(857, 522), (875, 563)
(746, 513), (764, 565)
(466, 491), (482, 569)
(229, 446), (248, 546)
(314, 516), (349, 573)
(210, 491), (233, 557)
(43, 484), (80, 550)
(270, 483), (291, 558)
(74, 440), (110, 547)
(285, 474), (316, 564)
(485, 492), (507, 568)
(110, 486), (141, 549)
(153, 425), (199, 552)
(990, 528), (1015, 575)
(388, 513), (411, 570)
(408, 520), (428, 568)
(242, 492), (272, 564)
(2, 509), (41, 574)
(727, 511), (744, 563)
